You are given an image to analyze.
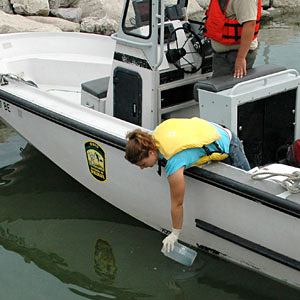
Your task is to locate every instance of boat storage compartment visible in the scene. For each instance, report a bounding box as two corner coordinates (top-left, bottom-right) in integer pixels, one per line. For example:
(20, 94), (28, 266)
(194, 65), (300, 167)
(81, 76), (110, 112)
(113, 67), (142, 126)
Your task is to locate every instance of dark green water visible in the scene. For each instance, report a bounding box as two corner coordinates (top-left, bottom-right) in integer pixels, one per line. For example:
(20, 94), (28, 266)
(1, 19), (300, 300)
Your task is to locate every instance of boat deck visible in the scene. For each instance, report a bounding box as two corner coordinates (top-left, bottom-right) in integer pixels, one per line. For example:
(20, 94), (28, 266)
(38, 84), (81, 104)
(0, 32), (116, 106)
(198, 162), (300, 204)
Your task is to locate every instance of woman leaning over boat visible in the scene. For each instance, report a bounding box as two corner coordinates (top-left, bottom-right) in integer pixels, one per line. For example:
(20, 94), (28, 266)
(125, 117), (250, 253)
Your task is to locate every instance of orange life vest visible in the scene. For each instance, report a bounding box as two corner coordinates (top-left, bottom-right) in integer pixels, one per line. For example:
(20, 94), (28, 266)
(204, 0), (261, 45)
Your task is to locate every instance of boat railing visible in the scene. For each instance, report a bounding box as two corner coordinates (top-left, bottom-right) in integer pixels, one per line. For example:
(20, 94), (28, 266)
(229, 69), (300, 96)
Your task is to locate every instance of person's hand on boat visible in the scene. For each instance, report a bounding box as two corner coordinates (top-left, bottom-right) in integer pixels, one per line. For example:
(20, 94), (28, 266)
(234, 57), (247, 78)
(162, 228), (181, 252)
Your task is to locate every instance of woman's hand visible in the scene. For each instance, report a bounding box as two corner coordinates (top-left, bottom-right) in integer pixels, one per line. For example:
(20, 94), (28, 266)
(162, 228), (181, 252)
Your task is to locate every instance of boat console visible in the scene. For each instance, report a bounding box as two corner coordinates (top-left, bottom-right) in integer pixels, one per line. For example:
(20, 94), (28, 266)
(194, 65), (300, 167)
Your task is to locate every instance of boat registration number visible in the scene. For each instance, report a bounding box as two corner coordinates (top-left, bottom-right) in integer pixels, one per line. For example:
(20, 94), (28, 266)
(0, 100), (11, 112)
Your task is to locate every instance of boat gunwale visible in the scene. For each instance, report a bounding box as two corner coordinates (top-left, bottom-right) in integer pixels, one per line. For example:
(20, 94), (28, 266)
(0, 88), (126, 151)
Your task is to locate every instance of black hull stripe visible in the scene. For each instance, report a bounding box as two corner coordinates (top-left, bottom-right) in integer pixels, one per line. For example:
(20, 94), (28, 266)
(1, 88), (300, 220)
(196, 219), (300, 271)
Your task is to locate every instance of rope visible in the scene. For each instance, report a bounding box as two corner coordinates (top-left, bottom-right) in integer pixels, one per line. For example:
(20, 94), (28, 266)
(251, 171), (300, 194)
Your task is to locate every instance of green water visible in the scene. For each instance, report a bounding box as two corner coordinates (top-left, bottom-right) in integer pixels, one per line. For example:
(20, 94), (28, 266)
(1, 19), (300, 299)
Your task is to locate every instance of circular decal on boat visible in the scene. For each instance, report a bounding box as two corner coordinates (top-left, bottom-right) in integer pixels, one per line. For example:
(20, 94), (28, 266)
(85, 141), (107, 182)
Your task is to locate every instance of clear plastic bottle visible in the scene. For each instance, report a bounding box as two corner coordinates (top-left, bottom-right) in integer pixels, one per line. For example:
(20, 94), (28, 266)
(161, 241), (197, 266)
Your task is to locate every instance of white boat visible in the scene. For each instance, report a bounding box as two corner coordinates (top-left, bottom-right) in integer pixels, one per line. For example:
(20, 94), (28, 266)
(0, 0), (300, 289)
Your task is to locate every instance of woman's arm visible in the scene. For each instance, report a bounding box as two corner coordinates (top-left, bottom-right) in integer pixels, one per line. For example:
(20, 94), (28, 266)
(168, 166), (185, 229)
(162, 166), (185, 252)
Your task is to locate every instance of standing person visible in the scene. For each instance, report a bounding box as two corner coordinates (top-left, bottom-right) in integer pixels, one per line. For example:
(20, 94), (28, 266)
(124, 118), (250, 252)
(204, 0), (262, 78)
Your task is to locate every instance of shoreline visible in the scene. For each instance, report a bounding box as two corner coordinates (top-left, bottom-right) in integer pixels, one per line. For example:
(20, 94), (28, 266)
(1, 0), (300, 35)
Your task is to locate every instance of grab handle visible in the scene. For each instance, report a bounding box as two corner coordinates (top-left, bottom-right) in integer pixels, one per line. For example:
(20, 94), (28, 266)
(229, 69), (299, 96)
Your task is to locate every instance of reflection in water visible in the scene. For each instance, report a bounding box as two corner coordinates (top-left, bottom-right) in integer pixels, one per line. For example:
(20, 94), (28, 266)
(94, 238), (117, 283)
(0, 121), (16, 143)
(256, 15), (300, 72)
(262, 43), (270, 65)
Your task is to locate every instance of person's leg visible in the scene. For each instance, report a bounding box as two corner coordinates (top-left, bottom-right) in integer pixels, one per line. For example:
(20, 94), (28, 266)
(229, 49), (257, 70)
(212, 51), (232, 77)
(225, 133), (251, 171)
(213, 49), (257, 78)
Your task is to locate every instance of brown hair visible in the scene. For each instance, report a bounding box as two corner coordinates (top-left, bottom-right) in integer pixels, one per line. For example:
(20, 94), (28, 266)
(125, 129), (157, 164)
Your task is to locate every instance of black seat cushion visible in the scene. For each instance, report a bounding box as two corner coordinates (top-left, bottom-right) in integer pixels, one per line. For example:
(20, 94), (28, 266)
(81, 76), (110, 99)
(193, 64), (287, 101)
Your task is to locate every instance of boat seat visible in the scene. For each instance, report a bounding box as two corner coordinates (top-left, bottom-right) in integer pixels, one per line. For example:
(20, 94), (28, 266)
(193, 64), (287, 100)
(81, 76), (110, 112)
(81, 76), (110, 99)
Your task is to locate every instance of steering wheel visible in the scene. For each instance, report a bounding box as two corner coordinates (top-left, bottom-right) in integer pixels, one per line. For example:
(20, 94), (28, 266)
(166, 26), (203, 74)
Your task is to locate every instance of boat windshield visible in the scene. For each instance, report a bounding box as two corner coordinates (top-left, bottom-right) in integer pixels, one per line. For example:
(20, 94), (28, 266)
(122, 0), (179, 39)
